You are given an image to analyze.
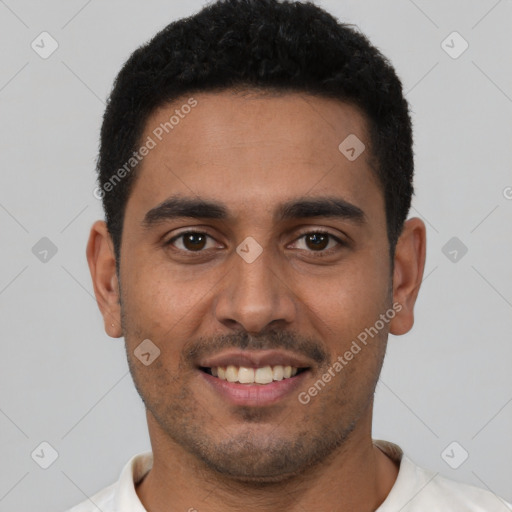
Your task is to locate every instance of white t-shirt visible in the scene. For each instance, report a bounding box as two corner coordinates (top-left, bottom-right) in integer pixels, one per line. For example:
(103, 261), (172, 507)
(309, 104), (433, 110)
(65, 440), (512, 511)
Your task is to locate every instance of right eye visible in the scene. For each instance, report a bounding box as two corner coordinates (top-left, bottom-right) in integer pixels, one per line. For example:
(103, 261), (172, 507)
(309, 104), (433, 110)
(164, 231), (220, 252)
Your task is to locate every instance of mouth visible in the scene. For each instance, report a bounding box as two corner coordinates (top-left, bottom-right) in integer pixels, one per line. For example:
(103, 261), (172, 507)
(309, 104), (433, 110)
(197, 350), (313, 406)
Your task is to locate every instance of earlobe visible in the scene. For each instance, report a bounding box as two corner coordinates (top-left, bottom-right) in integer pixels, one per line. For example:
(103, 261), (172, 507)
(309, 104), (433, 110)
(389, 217), (426, 336)
(86, 220), (123, 338)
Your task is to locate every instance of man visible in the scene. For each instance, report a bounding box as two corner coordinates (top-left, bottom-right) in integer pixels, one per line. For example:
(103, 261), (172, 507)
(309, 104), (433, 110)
(72, 0), (511, 510)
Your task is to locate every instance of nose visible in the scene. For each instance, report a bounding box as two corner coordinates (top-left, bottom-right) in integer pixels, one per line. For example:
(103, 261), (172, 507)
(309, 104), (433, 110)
(213, 242), (296, 334)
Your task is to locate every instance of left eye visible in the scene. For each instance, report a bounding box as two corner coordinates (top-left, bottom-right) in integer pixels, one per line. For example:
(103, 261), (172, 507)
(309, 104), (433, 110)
(292, 232), (343, 252)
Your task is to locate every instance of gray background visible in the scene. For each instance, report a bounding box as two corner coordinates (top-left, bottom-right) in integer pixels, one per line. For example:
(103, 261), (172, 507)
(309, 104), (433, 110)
(0, 0), (511, 510)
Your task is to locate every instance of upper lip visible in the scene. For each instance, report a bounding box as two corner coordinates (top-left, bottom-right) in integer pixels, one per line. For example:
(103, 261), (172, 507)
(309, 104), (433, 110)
(199, 350), (312, 369)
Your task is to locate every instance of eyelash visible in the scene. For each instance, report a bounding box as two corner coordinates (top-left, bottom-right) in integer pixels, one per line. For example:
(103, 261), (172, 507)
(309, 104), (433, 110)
(164, 229), (346, 257)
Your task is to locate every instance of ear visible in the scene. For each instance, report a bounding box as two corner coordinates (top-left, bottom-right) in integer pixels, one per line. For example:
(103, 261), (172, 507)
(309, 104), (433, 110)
(389, 217), (426, 335)
(86, 220), (123, 338)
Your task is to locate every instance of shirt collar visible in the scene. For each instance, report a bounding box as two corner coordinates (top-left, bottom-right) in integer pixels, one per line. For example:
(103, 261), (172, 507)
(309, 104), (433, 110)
(114, 450), (153, 511)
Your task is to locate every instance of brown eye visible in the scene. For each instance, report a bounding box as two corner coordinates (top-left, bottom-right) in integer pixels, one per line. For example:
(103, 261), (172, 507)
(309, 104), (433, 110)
(166, 231), (215, 252)
(182, 233), (207, 251)
(304, 233), (329, 251)
(290, 230), (345, 256)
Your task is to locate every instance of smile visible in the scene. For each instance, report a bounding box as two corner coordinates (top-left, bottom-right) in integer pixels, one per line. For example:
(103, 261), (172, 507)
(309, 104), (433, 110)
(201, 365), (307, 384)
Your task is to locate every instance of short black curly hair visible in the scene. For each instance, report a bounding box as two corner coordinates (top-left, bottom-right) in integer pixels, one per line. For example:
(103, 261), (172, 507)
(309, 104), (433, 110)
(96, 0), (414, 265)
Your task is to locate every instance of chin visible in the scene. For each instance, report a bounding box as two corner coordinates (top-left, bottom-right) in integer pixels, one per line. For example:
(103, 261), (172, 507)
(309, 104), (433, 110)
(217, 470), (304, 486)
(201, 455), (307, 484)
(187, 432), (332, 485)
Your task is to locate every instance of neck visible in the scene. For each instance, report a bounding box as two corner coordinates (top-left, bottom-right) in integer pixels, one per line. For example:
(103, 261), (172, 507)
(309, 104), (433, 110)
(136, 414), (399, 512)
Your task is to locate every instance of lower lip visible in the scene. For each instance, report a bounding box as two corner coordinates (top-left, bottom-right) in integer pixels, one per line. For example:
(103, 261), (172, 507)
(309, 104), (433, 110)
(199, 370), (309, 406)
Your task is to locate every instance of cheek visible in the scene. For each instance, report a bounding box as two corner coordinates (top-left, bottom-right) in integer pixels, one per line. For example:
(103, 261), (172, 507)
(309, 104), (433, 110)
(307, 251), (390, 329)
(123, 257), (207, 323)
(120, 256), (218, 369)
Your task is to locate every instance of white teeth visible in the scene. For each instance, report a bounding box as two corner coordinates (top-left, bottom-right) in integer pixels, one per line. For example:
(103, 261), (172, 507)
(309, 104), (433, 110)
(209, 364), (302, 384)
(272, 365), (284, 381)
(238, 367), (255, 383)
(255, 366), (273, 384)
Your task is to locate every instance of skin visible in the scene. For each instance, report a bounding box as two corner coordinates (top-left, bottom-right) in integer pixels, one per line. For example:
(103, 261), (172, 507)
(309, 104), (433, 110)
(87, 90), (426, 512)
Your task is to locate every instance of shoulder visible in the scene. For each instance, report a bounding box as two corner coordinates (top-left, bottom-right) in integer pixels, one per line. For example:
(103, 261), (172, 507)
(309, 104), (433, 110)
(415, 467), (512, 510)
(373, 440), (512, 511)
(61, 451), (153, 512)
(390, 454), (512, 511)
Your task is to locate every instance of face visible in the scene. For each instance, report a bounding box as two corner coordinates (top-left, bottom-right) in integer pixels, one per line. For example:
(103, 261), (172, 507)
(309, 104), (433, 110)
(89, 90), (424, 482)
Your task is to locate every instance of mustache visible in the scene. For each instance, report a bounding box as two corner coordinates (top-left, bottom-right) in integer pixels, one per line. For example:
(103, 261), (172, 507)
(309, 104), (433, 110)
(184, 330), (329, 366)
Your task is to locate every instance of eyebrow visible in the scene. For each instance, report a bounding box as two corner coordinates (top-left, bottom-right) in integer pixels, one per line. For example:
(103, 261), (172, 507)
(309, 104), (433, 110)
(142, 194), (366, 228)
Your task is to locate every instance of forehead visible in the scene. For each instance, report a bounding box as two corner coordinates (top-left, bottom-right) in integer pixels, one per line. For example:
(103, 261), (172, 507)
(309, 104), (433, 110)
(126, 90), (381, 221)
